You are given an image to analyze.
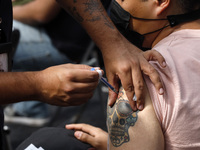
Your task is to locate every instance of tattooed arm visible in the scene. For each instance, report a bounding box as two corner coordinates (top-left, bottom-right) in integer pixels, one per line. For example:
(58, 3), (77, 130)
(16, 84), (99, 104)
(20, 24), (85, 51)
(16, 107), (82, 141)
(56, 0), (165, 111)
(107, 85), (164, 150)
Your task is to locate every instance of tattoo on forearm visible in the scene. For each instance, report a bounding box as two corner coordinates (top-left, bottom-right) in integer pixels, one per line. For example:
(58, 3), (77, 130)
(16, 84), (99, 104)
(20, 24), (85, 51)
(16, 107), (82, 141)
(72, 7), (84, 22)
(102, 14), (115, 29)
(83, 0), (114, 29)
(66, 4), (83, 23)
(107, 90), (139, 147)
(70, 0), (114, 29)
(83, 0), (104, 15)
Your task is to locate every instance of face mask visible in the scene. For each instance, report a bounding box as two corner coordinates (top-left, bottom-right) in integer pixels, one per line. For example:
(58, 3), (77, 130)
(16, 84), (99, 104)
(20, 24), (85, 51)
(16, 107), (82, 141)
(110, 0), (200, 50)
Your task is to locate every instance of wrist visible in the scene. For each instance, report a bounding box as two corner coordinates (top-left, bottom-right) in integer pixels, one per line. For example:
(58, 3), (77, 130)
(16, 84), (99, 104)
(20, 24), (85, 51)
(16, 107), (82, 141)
(23, 71), (44, 100)
(31, 71), (47, 101)
(100, 30), (127, 59)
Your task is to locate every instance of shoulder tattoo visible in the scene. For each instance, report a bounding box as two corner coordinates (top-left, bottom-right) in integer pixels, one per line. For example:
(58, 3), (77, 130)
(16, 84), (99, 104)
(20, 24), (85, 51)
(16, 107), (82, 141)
(107, 90), (139, 147)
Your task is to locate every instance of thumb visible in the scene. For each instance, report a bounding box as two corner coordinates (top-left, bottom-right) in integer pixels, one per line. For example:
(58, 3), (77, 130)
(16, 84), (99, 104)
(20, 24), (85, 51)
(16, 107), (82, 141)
(106, 74), (119, 106)
(143, 50), (166, 68)
(108, 90), (118, 107)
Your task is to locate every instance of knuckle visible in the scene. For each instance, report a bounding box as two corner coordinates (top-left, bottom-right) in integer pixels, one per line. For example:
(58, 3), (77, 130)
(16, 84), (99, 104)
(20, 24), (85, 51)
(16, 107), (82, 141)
(120, 65), (130, 73)
(148, 65), (156, 74)
(63, 98), (72, 105)
(65, 85), (74, 93)
(124, 84), (134, 92)
(137, 99), (143, 104)
(131, 60), (138, 66)
(65, 72), (74, 80)
(135, 81), (144, 91)
(96, 127), (102, 132)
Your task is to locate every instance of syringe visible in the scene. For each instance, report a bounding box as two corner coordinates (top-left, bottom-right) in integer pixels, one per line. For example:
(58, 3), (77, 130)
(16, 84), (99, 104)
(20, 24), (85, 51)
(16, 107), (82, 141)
(91, 68), (118, 94)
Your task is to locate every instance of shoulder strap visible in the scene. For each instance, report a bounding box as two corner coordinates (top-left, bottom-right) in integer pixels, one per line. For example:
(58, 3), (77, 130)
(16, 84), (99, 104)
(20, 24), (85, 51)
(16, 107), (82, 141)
(0, 0), (13, 43)
(0, 0), (13, 71)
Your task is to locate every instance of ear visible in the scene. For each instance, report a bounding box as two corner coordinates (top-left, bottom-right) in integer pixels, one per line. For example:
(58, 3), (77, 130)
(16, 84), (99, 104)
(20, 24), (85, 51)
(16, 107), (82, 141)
(155, 0), (170, 16)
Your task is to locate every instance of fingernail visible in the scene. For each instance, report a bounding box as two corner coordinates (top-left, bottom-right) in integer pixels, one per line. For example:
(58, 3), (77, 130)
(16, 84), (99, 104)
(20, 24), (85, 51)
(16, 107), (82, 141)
(75, 131), (82, 139)
(159, 88), (164, 95)
(162, 61), (166, 67)
(133, 105), (137, 111)
(133, 95), (137, 101)
(138, 104), (143, 110)
(108, 100), (111, 106)
(94, 67), (100, 70)
(90, 68), (95, 71)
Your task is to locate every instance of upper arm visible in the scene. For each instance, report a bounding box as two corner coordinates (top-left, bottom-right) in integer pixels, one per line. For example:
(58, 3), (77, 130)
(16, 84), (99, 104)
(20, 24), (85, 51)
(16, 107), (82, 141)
(13, 0), (61, 24)
(107, 85), (164, 150)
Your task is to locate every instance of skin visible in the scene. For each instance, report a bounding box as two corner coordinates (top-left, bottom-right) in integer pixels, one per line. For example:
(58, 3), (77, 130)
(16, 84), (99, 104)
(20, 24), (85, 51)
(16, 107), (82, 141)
(6, 1), (102, 106)
(107, 88), (139, 147)
(13, 0), (61, 25)
(66, 51), (166, 150)
(106, 0), (200, 149)
(107, 85), (164, 150)
(66, 82), (164, 150)
(66, 123), (108, 150)
(0, 64), (101, 106)
(65, 0), (200, 149)
(56, 0), (166, 111)
(107, 0), (200, 147)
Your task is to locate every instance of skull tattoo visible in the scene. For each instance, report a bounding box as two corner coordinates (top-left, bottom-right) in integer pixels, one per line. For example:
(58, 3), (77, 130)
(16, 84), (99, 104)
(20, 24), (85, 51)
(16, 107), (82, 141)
(107, 90), (139, 147)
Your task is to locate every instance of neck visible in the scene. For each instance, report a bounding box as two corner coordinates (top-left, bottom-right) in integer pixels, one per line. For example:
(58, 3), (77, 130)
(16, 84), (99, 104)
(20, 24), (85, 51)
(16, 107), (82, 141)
(143, 19), (200, 48)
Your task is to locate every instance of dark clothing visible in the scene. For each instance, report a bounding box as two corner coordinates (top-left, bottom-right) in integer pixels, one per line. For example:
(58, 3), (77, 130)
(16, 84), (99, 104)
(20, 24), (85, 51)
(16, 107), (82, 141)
(0, 0), (12, 42)
(0, 0), (13, 149)
(16, 127), (92, 150)
(44, 9), (91, 61)
(0, 107), (3, 150)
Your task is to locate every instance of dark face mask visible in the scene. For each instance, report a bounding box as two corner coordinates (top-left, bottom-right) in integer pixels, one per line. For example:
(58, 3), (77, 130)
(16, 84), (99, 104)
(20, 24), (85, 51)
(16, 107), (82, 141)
(110, 0), (200, 51)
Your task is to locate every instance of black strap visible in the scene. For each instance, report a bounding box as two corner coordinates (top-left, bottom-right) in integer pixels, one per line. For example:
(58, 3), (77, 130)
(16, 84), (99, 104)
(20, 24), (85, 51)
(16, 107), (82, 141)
(0, 0), (13, 42)
(167, 8), (200, 27)
(0, 42), (12, 54)
(130, 7), (200, 28)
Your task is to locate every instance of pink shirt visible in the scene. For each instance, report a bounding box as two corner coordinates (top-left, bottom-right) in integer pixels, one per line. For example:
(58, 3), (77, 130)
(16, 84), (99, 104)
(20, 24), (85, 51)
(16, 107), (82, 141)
(145, 29), (200, 150)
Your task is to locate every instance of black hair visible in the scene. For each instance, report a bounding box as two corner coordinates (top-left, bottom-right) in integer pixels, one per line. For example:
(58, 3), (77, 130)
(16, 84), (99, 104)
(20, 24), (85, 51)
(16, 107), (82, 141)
(177, 0), (200, 12)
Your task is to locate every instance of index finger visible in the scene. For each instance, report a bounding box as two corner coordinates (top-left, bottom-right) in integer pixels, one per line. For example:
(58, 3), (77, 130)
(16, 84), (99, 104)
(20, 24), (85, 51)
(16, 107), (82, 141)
(107, 73), (119, 107)
(66, 124), (97, 135)
(130, 64), (145, 111)
(117, 66), (138, 111)
(70, 69), (102, 83)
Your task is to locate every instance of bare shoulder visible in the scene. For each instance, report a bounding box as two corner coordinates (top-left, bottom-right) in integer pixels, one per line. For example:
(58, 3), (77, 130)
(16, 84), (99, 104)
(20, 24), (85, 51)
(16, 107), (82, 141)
(107, 85), (164, 150)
